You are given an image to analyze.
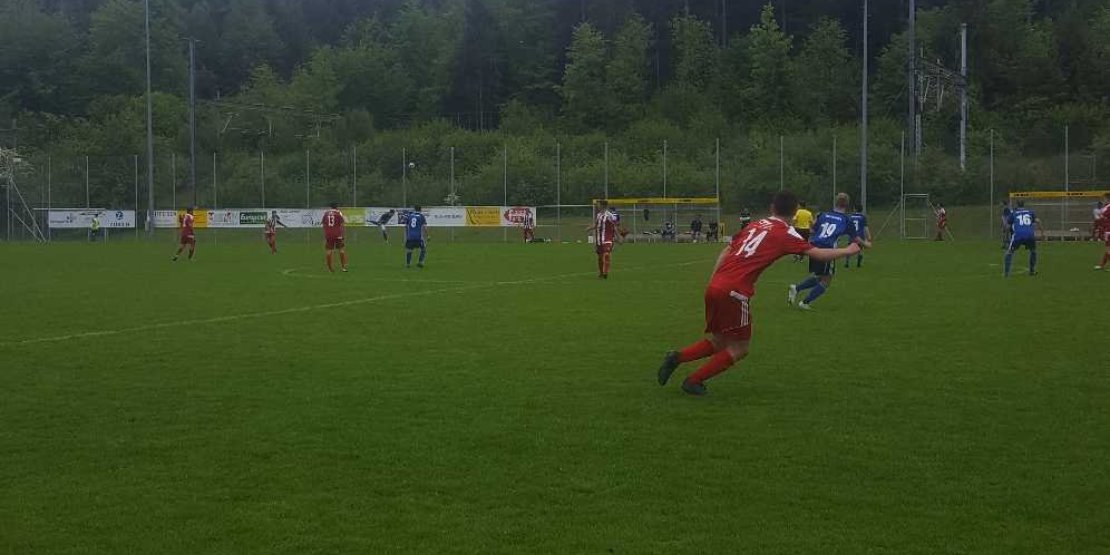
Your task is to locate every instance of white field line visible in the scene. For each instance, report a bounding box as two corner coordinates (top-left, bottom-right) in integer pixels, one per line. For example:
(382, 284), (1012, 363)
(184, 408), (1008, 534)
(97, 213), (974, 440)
(3, 260), (705, 347)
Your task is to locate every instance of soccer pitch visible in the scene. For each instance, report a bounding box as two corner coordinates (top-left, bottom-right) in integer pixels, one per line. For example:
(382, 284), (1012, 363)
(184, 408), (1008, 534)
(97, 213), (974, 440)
(1, 238), (1107, 553)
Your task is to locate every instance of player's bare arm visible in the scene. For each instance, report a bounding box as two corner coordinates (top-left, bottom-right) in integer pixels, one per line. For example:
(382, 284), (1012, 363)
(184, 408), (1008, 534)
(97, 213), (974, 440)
(805, 243), (861, 262)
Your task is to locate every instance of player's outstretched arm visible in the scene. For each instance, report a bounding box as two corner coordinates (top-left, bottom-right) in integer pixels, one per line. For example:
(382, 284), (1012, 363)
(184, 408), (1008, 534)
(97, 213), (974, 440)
(806, 243), (861, 262)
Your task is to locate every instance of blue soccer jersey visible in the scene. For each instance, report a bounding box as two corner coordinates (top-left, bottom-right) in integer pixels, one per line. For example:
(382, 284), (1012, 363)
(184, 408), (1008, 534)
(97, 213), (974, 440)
(848, 213), (868, 239)
(404, 212), (427, 241)
(810, 211), (857, 248)
(1009, 208), (1037, 239)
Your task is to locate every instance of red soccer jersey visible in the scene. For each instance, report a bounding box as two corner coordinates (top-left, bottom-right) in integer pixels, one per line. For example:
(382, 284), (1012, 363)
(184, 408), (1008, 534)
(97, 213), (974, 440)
(594, 210), (619, 245)
(179, 213), (194, 237)
(708, 217), (813, 297)
(322, 209), (345, 237)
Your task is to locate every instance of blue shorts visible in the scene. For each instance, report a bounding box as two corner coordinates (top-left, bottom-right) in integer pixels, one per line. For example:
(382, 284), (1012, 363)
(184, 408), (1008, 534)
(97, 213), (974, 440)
(1008, 236), (1036, 252)
(405, 239), (425, 250)
(809, 257), (834, 277)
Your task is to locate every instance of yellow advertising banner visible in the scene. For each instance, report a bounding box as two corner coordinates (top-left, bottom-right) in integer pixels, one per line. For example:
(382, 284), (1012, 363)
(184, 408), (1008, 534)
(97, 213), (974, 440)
(465, 207), (502, 227)
(1009, 190), (1109, 199)
(177, 209), (209, 228)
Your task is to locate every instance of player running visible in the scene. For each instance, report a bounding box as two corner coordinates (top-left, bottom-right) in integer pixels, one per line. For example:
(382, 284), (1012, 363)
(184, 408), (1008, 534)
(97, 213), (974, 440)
(402, 206), (429, 268)
(374, 209), (396, 242)
(171, 207), (196, 262)
(844, 205), (870, 268)
(788, 193), (871, 310)
(522, 210), (536, 243)
(264, 210), (287, 254)
(587, 200), (620, 279)
(1004, 201), (1043, 277)
(1096, 194), (1110, 270)
(656, 191), (862, 396)
(321, 202), (348, 273)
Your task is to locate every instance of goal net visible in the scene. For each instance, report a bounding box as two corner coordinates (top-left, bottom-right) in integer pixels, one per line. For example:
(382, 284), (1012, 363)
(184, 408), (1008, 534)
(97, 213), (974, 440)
(1009, 191), (1109, 241)
(598, 197), (722, 243)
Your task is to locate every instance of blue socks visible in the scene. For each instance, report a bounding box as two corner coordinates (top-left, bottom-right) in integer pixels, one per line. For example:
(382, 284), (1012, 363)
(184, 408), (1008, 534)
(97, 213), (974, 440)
(418, 247), (427, 265)
(796, 276), (820, 291)
(406, 251), (413, 266)
(803, 284), (827, 304)
(1029, 251), (1037, 274)
(1004, 252), (1013, 276)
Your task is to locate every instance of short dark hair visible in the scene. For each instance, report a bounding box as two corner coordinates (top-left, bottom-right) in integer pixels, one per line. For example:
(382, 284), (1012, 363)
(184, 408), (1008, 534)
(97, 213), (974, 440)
(771, 191), (799, 218)
(1017, 200), (1025, 208)
(598, 200), (609, 209)
(186, 206), (194, 214)
(799, 201), (807, 208)
(414, 205), (422, 212)
(330, 202), (339, 209)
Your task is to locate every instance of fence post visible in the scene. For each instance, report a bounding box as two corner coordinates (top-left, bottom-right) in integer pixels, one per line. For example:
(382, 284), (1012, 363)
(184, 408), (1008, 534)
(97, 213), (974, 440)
(989, 129), (994, 239)
(85, 155), (90, 208)
(134, 155), (139, 240)
(556, 142), (562, 243)
(503, 143), (508, 243)
(261, 149), (266, 209)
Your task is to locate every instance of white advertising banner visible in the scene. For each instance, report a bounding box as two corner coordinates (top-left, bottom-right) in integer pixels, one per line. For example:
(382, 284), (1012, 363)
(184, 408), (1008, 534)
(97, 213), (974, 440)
(147, 206), (539, 229)
(49, 209), (136, 229)
(363, 206), (536, 227)
(153, 210), (179, 228)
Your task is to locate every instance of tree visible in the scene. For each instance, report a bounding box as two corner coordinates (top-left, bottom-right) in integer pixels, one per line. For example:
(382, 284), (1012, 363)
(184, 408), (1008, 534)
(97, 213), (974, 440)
(560, 23), (610, 131)
(744, 4), (793, 126)
(791, 18), (857, 125)
(81, 0), (185, 99)
(607, 13), (653, 129)
(0, 0), (80, 115)
(670, 13), (717, 91)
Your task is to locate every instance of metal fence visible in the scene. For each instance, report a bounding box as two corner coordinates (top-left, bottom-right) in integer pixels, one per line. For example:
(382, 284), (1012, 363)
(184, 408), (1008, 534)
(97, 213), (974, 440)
(4, 126), (1105, 243)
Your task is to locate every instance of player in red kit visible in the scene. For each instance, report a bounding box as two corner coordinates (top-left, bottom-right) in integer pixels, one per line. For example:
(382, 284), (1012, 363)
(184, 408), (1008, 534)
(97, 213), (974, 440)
(264, 210), (287, 254)
(586, 200), (620, 279)
(657, 191), (863, 396)
(1096, 193), (1110, 270)
(172, 207), (196, 262)
(321, 202), (348, 273)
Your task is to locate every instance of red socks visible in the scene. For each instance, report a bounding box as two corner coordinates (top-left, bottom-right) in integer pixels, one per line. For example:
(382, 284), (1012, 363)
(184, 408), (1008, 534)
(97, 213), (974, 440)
(678, 339), (716, 363)
(686, 350), (737, 385)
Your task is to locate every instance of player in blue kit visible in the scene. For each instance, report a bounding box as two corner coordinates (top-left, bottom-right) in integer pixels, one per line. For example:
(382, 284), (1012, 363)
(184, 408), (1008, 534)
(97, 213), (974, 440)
(1004, 201), (1043, 277)
(844, 205), (869, 268)
(788, 193), (870, 310)
(402, 206), (428, 268)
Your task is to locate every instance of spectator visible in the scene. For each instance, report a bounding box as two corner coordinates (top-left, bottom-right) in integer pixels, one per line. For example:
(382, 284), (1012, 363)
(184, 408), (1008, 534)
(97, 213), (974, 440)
(690, 215), (704, 243)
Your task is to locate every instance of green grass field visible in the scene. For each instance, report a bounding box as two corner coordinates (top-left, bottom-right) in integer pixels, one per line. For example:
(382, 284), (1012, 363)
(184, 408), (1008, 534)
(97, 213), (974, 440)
(1, 236), (1108, 553)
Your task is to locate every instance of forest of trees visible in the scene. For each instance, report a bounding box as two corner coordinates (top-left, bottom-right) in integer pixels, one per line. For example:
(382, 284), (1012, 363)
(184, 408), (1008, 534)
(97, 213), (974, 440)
(2, 0), (1110, 210)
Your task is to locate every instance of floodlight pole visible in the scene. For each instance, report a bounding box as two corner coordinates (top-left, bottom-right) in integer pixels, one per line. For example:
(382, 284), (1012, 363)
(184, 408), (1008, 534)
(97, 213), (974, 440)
(832, 134), (838, 206)
(989, 129), (995, 239)
(715, 138), (721, 226)
(959, 23), (967, 171)
(779, 135), (785, 191)
(352, 145), (358, 206)
(900, 130), (906, 239)
(861, 0), (869, 213)
(908, 0), (917, 157)
(144, 0), (154, 234)
(402, 147), (407, 207)
(188, 38), (197, 206)
(260, 150), (266, 208)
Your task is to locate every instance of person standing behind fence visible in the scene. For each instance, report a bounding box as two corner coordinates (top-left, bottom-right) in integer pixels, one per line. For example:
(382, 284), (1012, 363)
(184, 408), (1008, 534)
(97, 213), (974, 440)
(690, 215), (704, 243)
(89, 213), (101, 242)
(172, 207), (196, 262)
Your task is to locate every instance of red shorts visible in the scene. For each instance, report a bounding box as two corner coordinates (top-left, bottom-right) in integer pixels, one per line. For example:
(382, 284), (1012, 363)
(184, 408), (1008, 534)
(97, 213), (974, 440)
(704, 286), (752, 341)
(596, 242), (613, 255)
(325, 236), (345, 250)
(1103, 230), (1110, 247)
(179, 234), (195, 246)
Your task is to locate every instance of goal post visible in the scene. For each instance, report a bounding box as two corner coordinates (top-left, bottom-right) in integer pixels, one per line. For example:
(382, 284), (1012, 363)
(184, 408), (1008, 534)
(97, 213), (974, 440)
(595, 197), (722, 243)
(1009, 190), (1109, 241)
